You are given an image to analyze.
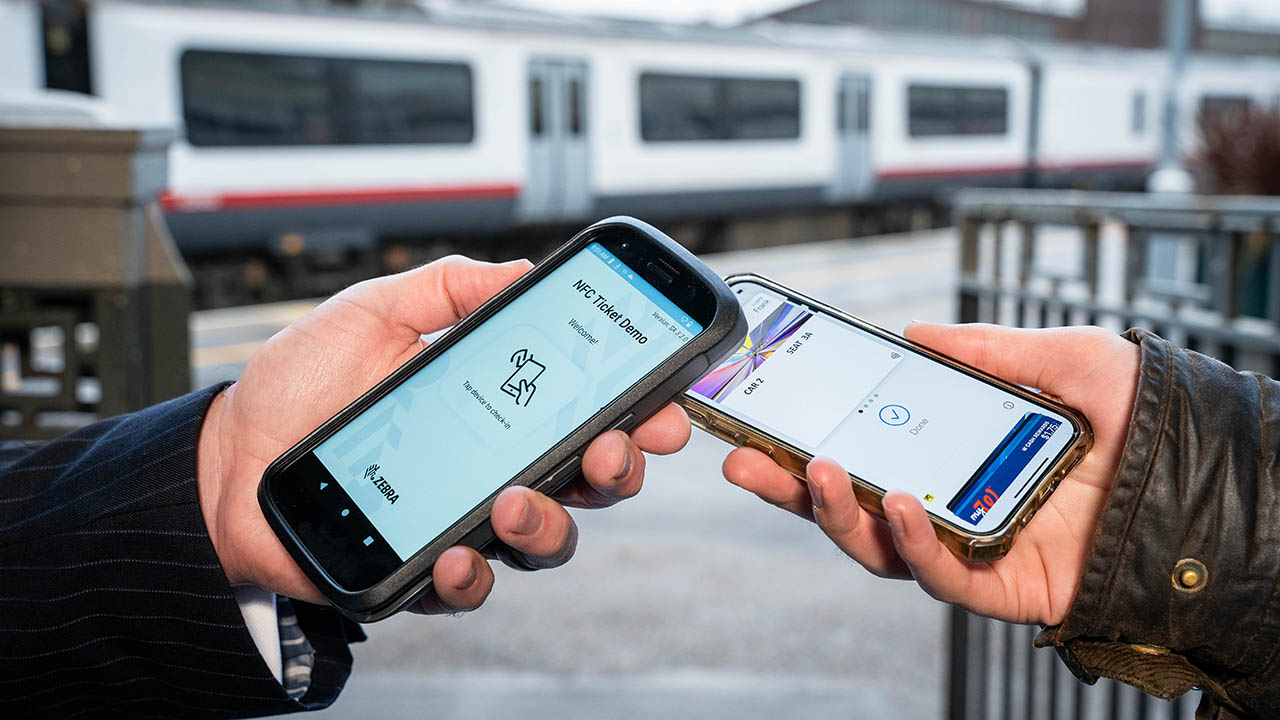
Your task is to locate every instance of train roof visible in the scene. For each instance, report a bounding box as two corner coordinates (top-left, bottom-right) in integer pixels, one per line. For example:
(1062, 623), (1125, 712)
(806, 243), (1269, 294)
(100, 0), (1280, 69)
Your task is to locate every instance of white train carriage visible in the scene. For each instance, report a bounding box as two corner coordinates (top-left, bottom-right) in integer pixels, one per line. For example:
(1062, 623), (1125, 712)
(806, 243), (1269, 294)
(93, 1), (531, 253)
(852, 42), (1035, 195)
(1027, 46), (1165, 187)
(4, 0), (1280, 260)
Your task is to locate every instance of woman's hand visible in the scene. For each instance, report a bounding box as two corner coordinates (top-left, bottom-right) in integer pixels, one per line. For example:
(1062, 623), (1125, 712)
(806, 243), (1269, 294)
(722, 323), (1139, 625)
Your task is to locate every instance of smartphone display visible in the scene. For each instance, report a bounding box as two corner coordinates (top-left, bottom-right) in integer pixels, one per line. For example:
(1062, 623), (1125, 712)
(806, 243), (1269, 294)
(687, 280), (1079, 536)
(265, 225), (733, 603)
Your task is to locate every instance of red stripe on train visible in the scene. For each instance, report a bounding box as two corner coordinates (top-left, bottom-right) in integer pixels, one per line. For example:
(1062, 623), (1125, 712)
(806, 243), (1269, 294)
(158, 183), (521, 212)
(1036, 158), (1155, 173)
(157, 157), (1155, 211)
(877, 158), (1153, 181)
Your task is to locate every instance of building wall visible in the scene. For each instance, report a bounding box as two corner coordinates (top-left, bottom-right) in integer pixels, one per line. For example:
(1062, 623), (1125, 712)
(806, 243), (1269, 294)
(768, 0), (1063, 41)
(1063, 0), (1198, 49)
(762, 0), (1277, 57)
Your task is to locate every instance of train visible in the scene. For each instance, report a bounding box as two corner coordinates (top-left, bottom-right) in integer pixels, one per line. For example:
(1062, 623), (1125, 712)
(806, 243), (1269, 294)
(3, 0), (1279, 302)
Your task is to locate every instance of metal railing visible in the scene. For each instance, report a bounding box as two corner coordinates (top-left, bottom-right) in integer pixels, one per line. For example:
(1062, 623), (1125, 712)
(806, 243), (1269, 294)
(948, 188), (1280, 720)
(955, 188), (1280, 372)
(0, 125), (191, 441)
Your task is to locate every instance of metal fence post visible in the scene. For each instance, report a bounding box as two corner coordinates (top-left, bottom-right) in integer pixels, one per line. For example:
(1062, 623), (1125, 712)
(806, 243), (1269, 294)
(948, 605), (971, 720)
(1082, 220), (1100, 325)
(1016, 220), (1035, 327)
(959, 215), (983, 323)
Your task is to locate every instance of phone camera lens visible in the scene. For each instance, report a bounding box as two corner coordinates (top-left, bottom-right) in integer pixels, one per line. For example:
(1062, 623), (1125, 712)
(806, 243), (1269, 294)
(621, 241), (631, 250)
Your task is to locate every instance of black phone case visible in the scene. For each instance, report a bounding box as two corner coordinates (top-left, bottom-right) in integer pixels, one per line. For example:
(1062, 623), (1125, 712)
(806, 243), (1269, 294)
(258, 216), (747, 622)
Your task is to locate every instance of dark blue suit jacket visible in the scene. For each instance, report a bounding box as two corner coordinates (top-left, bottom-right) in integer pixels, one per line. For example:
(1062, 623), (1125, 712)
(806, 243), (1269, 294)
(0, 385), (364, 718)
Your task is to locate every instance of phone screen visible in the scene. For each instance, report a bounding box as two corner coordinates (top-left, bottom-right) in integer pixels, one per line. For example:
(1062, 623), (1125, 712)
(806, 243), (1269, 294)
(688, 282), (1075, 535)
(284, 242), (705, 588)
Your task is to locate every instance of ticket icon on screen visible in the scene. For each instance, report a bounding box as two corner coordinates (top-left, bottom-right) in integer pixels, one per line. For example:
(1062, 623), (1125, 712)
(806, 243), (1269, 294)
(947, 413), (1061, 526)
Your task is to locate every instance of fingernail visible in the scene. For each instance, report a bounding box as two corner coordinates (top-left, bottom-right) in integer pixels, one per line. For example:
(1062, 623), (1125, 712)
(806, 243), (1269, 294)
(513, 498), (542, 535)
(808, 479), (825, 509)
(885, 506), (906, 536)
(905, 320), (924, 331)
(457, 563), (478, 590)
(613, 445), (632, 481)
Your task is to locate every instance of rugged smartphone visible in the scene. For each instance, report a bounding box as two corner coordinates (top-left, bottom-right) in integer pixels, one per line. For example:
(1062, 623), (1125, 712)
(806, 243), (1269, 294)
(260, 217), (747, 621)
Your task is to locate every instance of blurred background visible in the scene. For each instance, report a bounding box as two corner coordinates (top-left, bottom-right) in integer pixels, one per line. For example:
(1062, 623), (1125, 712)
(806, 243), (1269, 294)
(2, 0), (1279, 718)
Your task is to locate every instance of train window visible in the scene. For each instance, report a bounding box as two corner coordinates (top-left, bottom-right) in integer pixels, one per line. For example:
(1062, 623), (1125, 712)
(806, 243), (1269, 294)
(641, 74), (720, 141)
(907, 84), (1008, 137)
(1199, 95), (1252, 122)
(42, 4), (92, 95)
(726, 78), (801, 140)
(346, 59), (473, 144)
(1131, 90), (1146, 135)
(569, 77), (584, 136)
(855, 85), (870, 133)
(181, 50), (473, 147)
(640, 73), (800, 142)
(183, 52), (330, 146)
(530, 77), (545, 136)
(837, 84), (847, 132)
(837, 83), (869, 134)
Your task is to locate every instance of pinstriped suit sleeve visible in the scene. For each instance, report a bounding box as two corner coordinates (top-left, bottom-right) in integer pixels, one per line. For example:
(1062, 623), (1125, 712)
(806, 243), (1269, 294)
(0, 384), (365, 718)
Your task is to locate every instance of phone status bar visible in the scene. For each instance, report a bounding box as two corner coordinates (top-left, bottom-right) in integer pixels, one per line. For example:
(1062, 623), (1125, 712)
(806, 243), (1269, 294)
(587, 242), (703, 334)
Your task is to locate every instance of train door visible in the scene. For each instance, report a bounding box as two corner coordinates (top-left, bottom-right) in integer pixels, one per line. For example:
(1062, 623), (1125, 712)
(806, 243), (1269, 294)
(832, 73), (874, 200)
(520, 58), (591, 222)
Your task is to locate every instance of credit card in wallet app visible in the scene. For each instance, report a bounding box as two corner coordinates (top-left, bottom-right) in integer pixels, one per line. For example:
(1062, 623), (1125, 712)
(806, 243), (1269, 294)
(947, 413), (1061, 526)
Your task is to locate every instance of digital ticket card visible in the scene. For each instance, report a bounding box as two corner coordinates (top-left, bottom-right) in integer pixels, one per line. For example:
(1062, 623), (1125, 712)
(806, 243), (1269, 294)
(946, 413), (1061, 526)
(690, 296), (903, 447)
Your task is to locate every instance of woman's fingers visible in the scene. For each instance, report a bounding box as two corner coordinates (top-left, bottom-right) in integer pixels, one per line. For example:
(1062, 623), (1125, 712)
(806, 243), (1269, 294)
(880, 491), (1003, 613)
(807, 458), (911, 579)
(722, 447), (813, 519)
(902, 322), (1139, 430)
(903, 322), (1073, 393)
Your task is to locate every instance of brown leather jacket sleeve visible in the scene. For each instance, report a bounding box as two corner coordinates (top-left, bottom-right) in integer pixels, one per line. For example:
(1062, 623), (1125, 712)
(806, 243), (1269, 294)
(1036, 329), (1280, 719)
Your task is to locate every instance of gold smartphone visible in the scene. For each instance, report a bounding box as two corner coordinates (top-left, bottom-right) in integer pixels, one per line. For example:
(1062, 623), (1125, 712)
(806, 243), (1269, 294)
(679, 274), (1092, 562)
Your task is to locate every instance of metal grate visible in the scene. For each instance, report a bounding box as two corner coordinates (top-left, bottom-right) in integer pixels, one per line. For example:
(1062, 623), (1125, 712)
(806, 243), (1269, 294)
(1, 290), (107, 439)
(955, 189), (1280, 372)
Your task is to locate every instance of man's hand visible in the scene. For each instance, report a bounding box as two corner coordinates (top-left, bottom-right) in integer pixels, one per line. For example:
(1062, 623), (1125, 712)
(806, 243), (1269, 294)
(196, 256), (691, 614)
(722, 323), (1139, 626)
